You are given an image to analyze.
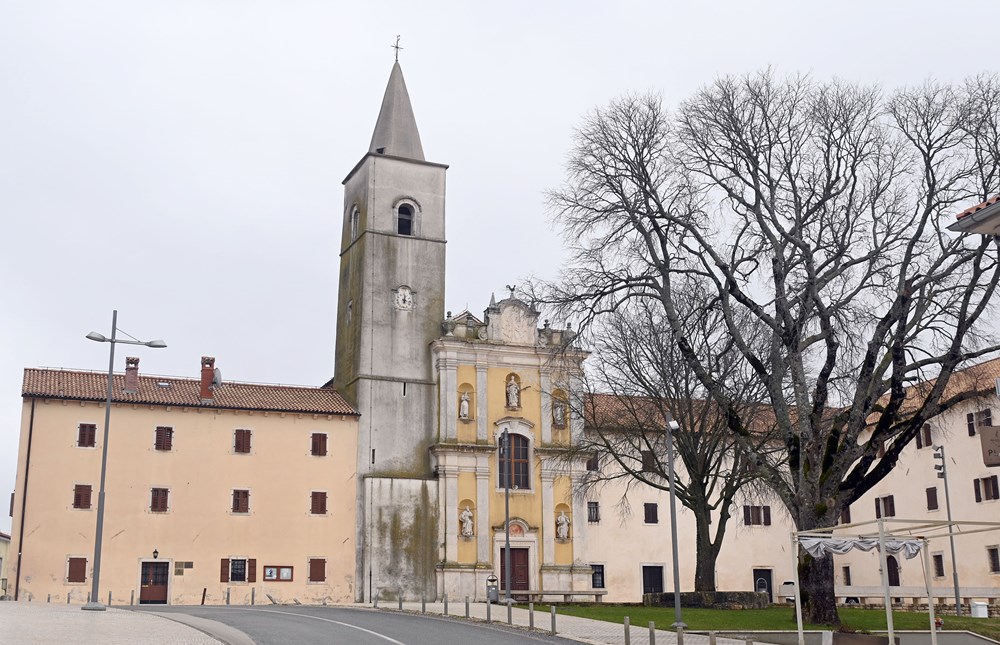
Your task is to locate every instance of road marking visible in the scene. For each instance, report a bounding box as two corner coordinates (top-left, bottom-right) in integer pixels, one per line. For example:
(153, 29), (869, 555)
(227, 607), (407, 644)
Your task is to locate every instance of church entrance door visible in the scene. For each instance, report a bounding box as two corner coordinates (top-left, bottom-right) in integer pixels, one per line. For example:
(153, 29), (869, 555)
(500, 548), (530, 593)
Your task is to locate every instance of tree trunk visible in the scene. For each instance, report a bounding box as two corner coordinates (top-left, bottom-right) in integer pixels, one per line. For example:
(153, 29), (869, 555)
(799, 540), (839, 625)
(693, 510), (720, 592)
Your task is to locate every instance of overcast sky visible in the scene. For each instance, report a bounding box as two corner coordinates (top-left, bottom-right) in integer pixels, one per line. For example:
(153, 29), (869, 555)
(2, 1), (999, 533)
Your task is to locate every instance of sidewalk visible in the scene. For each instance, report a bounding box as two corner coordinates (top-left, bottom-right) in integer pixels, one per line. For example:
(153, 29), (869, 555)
(383, 600), (747, 645)
(0, 602), (221, 645)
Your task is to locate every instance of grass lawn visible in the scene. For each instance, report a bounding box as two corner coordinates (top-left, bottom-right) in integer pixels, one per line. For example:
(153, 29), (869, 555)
(526, 605), (1000, 641)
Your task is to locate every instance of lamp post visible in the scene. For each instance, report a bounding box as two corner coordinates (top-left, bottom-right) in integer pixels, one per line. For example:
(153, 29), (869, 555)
(501, 429), (512, 604)
(933, 445), (961, 616)
(665, 419), (685, 630)
(82, 310), (166, 611)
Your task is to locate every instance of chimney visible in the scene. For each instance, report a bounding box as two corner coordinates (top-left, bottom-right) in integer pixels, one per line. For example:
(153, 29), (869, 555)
(124, 357), (140, 393)
(200, 356), (216, 402)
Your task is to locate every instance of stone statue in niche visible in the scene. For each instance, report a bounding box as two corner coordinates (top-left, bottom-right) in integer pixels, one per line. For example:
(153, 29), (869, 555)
(506, 375), (520, 408)
(459, 391), (470, 420)
(460, 506), (475, 537)
(556, 510), (571, 540)
(552, 400), (566, 428)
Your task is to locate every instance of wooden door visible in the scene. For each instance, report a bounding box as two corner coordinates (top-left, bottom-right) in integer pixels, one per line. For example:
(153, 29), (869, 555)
(642, 565), (664, 594)
(139, 562), (169, 604)
(499, 548), (530, 591)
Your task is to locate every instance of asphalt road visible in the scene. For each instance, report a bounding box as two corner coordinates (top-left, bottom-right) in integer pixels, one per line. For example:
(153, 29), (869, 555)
(137, 605), (582, 645)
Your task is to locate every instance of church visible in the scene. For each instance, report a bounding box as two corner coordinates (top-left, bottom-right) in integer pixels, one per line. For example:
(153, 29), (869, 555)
(7, 62), (1000, 610)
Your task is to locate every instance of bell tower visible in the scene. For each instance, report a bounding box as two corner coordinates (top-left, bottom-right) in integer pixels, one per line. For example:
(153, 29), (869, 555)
(334, 60), (447, 476)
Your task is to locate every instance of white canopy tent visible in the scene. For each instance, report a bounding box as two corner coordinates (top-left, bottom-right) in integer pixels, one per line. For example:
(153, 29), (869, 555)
(790, 518), (1000, 645)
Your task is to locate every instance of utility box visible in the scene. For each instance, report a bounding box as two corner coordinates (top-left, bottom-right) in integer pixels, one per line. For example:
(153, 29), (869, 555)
(486, 574), (499, 603)
(971, 601), (988, 618)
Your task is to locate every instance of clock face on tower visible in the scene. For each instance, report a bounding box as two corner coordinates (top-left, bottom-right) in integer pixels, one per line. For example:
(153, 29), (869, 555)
(393, 286), (414, 310)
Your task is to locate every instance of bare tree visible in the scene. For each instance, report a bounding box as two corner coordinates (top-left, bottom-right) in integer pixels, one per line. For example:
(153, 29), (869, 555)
(544, 71), (1000, 624)
(576, 293), (781, 592)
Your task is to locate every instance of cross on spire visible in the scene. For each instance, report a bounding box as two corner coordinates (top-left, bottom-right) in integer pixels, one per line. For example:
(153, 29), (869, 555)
(391, 35), (403, 62)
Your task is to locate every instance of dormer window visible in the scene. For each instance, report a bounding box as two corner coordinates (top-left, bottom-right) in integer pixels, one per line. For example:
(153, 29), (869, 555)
(397, 204), (413, 236)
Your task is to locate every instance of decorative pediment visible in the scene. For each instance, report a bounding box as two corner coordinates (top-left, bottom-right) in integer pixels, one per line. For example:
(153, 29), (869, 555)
(487, 298), (540, 345)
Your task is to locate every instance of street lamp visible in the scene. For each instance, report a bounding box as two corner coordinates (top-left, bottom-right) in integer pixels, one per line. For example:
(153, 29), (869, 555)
(665, 419), (685, 630)
(500, 429), (512, 604)
(933, 445), (962, 616)
(82, 310), (165, 612)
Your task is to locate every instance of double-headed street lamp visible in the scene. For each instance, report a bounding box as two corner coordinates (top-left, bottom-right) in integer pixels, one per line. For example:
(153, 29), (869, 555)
(664, 418), (686, 630)
(81, 310), (165, 611)
(933, 445), (962, 616)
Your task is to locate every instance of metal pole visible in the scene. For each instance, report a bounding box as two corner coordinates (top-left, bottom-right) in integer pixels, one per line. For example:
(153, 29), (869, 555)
(665, 420), (685, 629)
(649, 621), (656, 645)
(624, 615), (631, 645)
(83, 310), (117, 611)
(877, 516), (895, 644)
(443, 594), (448, 615)
(790, 532), (806, 645)
(938, 445), (962, 616)
(550, 605), (556, 635)
(923, 538), (938, 645)
(503, 430), (512, 604)
(529, 602), (535, 629)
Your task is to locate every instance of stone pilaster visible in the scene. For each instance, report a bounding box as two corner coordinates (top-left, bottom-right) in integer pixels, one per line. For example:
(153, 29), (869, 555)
(476, 363), (488, 442)
(540, 369), (552, 444)
(541, 471), (556, 565)
(475, 462), (491, 563)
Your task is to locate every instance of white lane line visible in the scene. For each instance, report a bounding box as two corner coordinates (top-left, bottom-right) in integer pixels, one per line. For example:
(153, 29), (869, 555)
(226, 607), (407, 644)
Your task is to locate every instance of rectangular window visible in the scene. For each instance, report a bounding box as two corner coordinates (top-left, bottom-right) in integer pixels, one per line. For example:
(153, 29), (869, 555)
(308, 558), (326, 583)
(585, 454), (599, 471)
(150, 488), (169, 513)
(743, 505), (772, 526)
(933, 554), (945, 578)
(975, 475), (1000, 502)
(988, 547), (1000, 574)
(591, 564), (605, 589)
(916, 424), (932, 449)
(311, 491), (327, 515)
(644, 502), (658, 524)
(970, 409), (993, 437)
(77, 424), (96, 448)
(926, 487), (939, 511)
(232, 489), (249, 514)
(875, 494), (895, 518)
(641, 450), (656, 473)
(311, 433), (327, 456)
(840, 506), (852, 524)
(221, 558), (256, 583)
(842, 566), (852, 587)
(498, 434), (530, 489)
(67, 557), (87, 583)
(587, 501), (600, 523)
(234, 429), (251, 454)
(154, 426), (173, 451)
(73, 484), (92, 510)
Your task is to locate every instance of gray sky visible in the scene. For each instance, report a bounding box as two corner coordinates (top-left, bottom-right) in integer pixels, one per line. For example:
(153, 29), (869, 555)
(3, 1), (999, 533)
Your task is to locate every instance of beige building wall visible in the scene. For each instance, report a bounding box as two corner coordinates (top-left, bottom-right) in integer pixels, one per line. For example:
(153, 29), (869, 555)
(8, 392), (358, 605)
(835, 394), (1000, 604)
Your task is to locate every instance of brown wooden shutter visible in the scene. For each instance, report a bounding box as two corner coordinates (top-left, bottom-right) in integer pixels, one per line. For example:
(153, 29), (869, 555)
(975, 478), (983, 503)
(235, 429), (251, 453)
(875, 498), (882, 519)
(221, 558), (230, 582)
(840, 506), (851, 524)
(309, 558), (326, 582)
(743, 505), (752, 525)
(311, 492), (327, 515)
(763, 506), (771, 526)
(968, 413), (977, 436)
(74, 484), (92, 509)
(311, 433), (328, 456)
(886, 495), (895, 517)
(916, 430), (923, 449)
(248, 559), (256, 583)
(926, 487), (938, 511)
(67, 557), (87, 583)
(990, 476), (1000, 501)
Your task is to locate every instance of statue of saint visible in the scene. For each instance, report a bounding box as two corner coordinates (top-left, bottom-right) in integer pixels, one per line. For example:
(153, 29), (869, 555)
(459, 391), (470, 420)
(553, 401), (565, 427)
(460, 506), (475, 537)
(556, 510), (571, 540)
(506, 375), (520, 408)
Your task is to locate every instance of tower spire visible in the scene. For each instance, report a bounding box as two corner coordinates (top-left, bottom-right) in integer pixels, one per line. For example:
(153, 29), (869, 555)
(368, 61), (425, 161)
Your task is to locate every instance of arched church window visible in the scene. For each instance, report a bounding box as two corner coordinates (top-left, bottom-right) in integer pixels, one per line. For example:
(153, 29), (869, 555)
(350, 207), (359, 241)
(397, 204), (413, 236)
(498, 433), (530, 489)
